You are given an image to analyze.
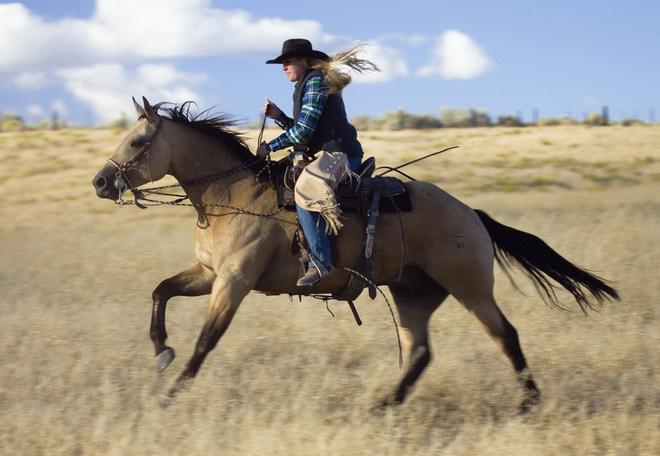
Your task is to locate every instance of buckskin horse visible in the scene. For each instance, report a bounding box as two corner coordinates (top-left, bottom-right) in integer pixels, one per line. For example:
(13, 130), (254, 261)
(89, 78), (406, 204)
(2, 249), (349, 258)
(92, 98), (619, 410)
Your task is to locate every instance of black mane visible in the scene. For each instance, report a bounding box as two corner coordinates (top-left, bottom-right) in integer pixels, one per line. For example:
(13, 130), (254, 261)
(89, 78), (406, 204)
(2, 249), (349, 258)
(157, 101), (255, 163)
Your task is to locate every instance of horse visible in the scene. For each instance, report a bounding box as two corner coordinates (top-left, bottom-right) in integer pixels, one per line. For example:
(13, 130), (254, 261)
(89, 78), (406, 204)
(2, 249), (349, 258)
(92, 97), (619, 410)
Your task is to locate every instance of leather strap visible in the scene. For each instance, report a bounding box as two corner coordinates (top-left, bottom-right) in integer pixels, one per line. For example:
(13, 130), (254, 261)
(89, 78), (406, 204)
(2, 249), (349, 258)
(365, 179), (382, 259)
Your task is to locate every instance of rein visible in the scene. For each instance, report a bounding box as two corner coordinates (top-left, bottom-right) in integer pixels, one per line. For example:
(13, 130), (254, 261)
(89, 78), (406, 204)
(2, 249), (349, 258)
(107, 114), (286, 217)
(374, 145), (459, 180)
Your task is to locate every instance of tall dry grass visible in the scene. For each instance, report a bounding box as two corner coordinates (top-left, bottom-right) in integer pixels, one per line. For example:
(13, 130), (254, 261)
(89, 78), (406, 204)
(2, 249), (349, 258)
(1, 125), (658, 455)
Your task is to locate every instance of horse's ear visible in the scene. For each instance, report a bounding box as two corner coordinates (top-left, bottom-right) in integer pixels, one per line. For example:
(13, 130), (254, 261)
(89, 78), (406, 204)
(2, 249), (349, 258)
(142, 96), (158, 123)
(133, 96), (146, 119)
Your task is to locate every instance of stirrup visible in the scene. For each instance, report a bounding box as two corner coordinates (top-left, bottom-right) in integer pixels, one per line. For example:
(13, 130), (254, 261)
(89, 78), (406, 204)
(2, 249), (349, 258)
(296, 266), (329, 287)
(297, 257), (330, 287)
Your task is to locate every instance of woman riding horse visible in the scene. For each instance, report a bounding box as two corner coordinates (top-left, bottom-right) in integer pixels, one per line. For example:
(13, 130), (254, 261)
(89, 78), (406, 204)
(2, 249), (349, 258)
(256, 39), (376, 287)
(92, 96), (619, 408)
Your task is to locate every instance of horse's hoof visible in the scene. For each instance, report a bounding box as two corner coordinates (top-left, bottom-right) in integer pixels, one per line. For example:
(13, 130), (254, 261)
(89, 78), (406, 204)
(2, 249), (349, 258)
(519, 392), (541, 414)
(372, 394), (401, 412)
(158, 394), (173, 408)
(156, 347), (175, 372)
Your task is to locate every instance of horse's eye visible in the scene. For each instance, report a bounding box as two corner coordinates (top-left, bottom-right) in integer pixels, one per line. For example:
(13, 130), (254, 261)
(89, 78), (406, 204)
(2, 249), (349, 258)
(130, 137), (147, 148)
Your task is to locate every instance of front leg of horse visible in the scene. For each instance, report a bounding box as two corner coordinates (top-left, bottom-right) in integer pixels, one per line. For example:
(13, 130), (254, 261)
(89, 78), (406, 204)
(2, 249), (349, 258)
(161, 267), (257, 405)
(150, 262), (216, 371)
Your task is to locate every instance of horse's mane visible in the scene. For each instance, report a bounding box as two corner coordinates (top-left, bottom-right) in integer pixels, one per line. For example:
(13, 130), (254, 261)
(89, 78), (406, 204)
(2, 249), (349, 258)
(157, 101), (255, 163)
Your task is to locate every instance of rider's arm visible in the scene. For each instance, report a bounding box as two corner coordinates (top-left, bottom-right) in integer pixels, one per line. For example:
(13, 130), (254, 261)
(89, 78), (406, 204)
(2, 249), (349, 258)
(274, 112), (294, 130)
(267, 75), (328, 152)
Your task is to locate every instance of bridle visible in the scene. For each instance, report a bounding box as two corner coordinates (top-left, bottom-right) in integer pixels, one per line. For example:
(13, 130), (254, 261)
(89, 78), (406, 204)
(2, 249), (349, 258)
(105, 114), (161, 205)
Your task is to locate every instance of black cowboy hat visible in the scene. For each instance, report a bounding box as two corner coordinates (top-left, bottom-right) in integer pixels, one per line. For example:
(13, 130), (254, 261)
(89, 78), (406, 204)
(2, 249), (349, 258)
(266, 38), (329, 64)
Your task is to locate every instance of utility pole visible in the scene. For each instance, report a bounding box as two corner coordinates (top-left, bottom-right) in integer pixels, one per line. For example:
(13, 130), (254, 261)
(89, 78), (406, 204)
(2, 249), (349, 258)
(52, 110), (59, 130)
(601, 106), (609, 126)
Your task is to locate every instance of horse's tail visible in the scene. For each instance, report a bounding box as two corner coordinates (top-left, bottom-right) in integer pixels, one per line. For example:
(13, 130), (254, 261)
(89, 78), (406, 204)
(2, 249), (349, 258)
(475, 209), (620, 313)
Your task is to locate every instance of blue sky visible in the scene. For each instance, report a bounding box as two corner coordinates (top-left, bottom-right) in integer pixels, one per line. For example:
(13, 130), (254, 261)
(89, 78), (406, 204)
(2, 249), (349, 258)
(1, 0), (659, 125)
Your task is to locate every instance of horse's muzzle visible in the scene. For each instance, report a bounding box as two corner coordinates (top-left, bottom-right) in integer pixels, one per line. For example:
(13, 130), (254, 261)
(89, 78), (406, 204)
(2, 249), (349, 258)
(92, 166), (120, 200)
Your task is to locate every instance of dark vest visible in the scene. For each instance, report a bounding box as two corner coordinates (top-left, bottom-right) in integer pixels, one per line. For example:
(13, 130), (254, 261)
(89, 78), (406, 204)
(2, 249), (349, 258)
(292, 70), (363, 160)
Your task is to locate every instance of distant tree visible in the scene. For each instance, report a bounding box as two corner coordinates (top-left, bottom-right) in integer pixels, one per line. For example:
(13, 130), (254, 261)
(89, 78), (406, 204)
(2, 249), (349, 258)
(350, 115), (371, 130)
(352, 109), (443, 130)
(558, 116), (579, 125)
(104, 114), (130, 130)
(440, 108), (491, 128)
(584, 112), (606, 126)
(621, 118), (646, 126)
(497, 115), (524, 127)
(538, 116), (579, 126)
(406, 113), (443, 129)
(472, 109), (493, 127)
(380, 108), (407, 130)
(440, 108), (471, 127)
(0, 114), (25, 132)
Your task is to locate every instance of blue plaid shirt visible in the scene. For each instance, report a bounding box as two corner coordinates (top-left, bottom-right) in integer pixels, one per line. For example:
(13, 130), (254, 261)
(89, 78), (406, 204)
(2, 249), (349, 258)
(268, 75), (327, 151)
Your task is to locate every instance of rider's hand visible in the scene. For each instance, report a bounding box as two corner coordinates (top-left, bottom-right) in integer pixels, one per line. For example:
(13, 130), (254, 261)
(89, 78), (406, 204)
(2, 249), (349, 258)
(263, 98), (283, 120)
(256, 142), (271, 159)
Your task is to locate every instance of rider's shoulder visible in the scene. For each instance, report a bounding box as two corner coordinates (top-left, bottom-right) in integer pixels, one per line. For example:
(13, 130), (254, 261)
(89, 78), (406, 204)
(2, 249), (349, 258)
(304, 72), (327, 91)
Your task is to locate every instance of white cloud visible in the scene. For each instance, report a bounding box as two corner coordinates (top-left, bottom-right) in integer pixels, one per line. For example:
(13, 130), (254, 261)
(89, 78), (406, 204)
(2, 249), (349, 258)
(417, 30), (493, 80)
(0, 1), (333, 124)
(26, 104), (45, 118)
(0, 1), (325, 74)
(351, 42), (409, 84)
(57, 63), (204, 122)
(14, 72), (48, 90)
(136, 64), (207, 88)
(0, 4), (95, 73)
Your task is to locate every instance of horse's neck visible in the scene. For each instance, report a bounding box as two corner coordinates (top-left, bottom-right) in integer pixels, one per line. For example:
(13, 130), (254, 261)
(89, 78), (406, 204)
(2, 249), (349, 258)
(168, 129), (264, 210)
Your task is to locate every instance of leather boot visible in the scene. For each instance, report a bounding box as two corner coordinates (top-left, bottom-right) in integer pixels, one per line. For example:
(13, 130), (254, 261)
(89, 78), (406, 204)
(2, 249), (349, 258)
(296, 263), (330, 287)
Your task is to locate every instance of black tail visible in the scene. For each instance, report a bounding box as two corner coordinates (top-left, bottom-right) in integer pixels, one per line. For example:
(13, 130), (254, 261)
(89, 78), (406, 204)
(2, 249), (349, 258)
(475, 209), (620, 313)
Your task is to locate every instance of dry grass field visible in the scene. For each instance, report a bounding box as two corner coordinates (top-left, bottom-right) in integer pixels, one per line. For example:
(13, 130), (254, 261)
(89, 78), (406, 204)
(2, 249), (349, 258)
(1, 124), (659, 455)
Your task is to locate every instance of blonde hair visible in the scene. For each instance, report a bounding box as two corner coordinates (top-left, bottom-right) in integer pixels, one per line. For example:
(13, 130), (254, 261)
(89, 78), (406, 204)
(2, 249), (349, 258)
(308, 44), (379, 94)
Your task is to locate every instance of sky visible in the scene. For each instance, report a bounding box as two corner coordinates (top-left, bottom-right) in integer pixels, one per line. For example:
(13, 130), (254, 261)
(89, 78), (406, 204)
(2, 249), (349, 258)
(1, 0), (659, 125)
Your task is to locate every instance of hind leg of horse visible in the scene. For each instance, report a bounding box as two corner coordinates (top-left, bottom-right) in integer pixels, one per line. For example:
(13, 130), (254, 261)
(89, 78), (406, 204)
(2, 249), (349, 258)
(463, 297), (541, 412)
(382, 271), (448, 406)
(150, 262), (216, 370)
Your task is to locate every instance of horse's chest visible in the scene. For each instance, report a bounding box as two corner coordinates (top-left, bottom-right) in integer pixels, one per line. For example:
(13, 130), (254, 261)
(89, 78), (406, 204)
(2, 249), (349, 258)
(194, 229), (214, 268)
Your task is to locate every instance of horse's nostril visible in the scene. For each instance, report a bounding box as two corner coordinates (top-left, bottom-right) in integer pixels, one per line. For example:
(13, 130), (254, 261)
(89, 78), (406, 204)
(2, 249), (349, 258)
(94, 176), (106, 189)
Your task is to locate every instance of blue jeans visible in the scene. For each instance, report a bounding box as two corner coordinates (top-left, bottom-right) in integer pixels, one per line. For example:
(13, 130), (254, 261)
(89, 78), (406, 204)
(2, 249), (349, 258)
(297, 154), (362, 269)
